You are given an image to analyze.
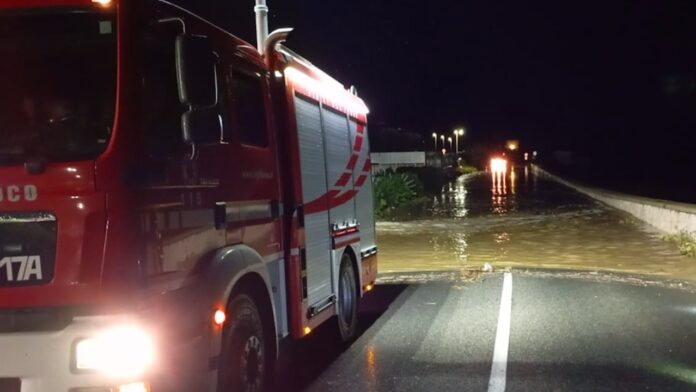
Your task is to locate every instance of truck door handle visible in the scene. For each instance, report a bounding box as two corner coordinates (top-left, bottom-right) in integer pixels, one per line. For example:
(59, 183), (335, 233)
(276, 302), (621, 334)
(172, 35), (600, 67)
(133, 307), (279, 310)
(214, 202), (227, 230)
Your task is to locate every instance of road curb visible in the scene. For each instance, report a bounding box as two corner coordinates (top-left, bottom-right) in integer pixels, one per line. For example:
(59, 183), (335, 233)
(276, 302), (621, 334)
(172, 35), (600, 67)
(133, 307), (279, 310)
(532, 165), (696, 238)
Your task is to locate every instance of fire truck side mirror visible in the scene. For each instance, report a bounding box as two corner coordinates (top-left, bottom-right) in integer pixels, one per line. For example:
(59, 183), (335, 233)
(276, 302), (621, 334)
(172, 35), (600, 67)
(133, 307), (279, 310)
(181, 109), (222, 145)
(176, 34), (222, 146)
(175, 34), (217, 108)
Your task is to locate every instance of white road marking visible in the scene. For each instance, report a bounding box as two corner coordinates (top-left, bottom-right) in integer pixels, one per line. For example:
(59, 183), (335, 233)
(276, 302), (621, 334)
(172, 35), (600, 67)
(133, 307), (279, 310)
(488, 272), (513, 392)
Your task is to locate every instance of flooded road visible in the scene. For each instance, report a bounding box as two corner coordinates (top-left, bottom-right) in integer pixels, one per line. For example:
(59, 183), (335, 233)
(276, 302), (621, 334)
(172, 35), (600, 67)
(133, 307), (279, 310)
(376, 166), (696, 281)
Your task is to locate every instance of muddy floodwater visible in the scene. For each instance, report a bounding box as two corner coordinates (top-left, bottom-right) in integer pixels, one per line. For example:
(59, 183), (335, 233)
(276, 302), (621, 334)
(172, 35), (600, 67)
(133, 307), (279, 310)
(377, 167), (696, 281)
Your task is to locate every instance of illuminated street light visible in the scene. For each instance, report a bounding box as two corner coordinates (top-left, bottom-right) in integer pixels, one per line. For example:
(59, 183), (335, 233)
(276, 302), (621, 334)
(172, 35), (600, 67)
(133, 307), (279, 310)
(506, 140), (519, 151)
(447, 136), (453, 150)
(432, 132), (438, 150)
(440, 135), (445, 150)
(454, 128), (465, 154)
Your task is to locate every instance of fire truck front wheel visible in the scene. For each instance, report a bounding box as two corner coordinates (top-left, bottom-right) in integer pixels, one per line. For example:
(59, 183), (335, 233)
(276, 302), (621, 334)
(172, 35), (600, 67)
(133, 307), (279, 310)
(337, 253), (359, 341)
(218, 294), (269, 392)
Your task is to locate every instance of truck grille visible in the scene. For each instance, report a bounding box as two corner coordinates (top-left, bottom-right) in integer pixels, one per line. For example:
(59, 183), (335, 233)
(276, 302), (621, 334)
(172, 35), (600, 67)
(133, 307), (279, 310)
(0, 212), (57, 287)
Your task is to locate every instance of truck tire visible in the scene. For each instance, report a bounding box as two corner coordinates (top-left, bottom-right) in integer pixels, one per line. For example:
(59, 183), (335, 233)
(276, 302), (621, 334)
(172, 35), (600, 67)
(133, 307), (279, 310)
(218, 294), (269, 392)
(337, 253), (358, 341)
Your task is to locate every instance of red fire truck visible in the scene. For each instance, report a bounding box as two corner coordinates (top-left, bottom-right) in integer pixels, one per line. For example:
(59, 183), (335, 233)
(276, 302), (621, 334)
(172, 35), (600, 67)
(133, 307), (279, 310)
(0, 0), (377, 390)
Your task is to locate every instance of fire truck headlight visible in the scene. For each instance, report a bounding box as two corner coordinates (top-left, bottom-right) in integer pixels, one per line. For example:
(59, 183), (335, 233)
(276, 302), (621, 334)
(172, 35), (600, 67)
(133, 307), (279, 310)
(74, 326), (155, 377)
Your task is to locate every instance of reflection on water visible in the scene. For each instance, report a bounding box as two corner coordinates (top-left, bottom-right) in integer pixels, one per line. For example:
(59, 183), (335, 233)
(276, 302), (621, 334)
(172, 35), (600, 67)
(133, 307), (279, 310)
(366, 344), (377, 382)
(377, 168), (696, 281)
(524, 165), (529, 187)
(492, 171), (507, 196)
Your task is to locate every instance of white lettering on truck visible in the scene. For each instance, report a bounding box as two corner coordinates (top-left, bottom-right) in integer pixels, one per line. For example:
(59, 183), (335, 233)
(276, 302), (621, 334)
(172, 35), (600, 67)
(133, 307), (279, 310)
(0, 185), (38, 202)
(0, 256), (43, 282)
(7, 186), (19, 202)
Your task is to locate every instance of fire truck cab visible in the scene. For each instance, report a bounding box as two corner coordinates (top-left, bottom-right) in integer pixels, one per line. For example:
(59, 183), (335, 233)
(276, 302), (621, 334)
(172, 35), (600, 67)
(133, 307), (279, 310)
(0, 0), (376, 391)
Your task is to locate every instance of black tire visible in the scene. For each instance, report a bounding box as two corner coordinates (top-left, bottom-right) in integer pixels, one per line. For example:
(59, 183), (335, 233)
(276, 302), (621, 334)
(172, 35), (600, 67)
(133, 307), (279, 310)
(337, 253), (359, 341)
(218, 294), (269, 392)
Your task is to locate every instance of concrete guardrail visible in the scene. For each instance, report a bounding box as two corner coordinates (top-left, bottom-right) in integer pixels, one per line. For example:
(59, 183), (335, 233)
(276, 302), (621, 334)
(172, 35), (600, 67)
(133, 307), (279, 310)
(532, 165), (696, 237)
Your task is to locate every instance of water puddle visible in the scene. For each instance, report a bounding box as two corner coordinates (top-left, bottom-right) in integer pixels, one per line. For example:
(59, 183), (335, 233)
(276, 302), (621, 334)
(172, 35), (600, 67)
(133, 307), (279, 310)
(377, 168), (696, 282)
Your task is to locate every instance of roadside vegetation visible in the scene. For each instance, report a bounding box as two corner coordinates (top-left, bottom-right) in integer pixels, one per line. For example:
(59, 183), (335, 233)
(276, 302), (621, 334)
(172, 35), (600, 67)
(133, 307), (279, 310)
(373, 163), (481, 219)
(662, 231), (696, 258)
(396, 166), (448, 194)
(373, 170), (425, 217)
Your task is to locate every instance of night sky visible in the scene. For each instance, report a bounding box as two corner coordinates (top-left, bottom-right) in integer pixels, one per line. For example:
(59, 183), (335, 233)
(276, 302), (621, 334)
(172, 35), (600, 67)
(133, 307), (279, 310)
(176, 0), (695, 175)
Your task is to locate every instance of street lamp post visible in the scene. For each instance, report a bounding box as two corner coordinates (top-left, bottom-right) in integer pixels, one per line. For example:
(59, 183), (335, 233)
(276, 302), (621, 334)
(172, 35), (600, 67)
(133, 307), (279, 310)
(454, 128), (465, 154)
(440, 135), (445, 150)
(454, 130), (458, 154)
(432, 132), (437, 150)
(447, 136), (453, 151)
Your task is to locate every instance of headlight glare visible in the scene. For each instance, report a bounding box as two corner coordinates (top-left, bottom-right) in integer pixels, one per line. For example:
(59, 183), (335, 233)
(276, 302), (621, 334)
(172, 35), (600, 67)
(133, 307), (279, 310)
(75, 326), (155, 377)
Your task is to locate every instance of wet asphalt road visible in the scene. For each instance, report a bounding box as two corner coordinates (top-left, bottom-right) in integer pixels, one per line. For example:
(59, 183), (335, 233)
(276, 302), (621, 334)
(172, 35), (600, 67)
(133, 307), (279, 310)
(299, 273), (696, 392)
(280, 170), (696, 391)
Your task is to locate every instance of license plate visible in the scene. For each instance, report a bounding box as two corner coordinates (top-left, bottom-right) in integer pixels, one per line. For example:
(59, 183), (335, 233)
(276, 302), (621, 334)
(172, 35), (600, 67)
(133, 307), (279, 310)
(0, 212), (56, 287)
(0, 255), (47, 285)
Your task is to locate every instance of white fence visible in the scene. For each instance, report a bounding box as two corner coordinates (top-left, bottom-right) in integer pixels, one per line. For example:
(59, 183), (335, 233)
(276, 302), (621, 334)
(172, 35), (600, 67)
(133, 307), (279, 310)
(371, 152), (426, 174)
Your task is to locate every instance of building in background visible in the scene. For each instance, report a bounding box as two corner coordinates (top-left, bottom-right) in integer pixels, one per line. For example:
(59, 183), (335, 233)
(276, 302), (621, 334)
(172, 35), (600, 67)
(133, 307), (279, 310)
(370, 151), (426, 174)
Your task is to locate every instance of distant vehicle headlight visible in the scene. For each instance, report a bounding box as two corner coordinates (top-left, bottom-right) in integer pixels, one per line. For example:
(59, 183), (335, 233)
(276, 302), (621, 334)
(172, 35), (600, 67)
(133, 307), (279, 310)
(74, 325), (155, 377)
(490, 158), (508, 173)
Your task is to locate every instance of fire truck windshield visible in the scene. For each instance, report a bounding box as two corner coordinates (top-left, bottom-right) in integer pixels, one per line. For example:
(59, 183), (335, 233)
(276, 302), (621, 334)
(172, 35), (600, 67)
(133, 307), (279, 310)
(0, 9), (117, 165)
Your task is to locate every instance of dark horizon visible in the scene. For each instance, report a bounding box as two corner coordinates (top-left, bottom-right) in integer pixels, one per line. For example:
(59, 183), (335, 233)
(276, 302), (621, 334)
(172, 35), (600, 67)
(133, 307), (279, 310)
(176, 0), (695, 168)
